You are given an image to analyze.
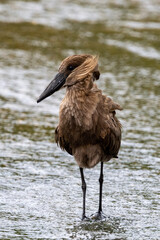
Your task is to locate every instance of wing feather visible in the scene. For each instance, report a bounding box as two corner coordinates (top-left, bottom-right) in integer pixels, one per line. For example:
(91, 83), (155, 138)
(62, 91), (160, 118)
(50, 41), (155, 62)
(96, 95), (122, 158)
(55, 126), (73, 155)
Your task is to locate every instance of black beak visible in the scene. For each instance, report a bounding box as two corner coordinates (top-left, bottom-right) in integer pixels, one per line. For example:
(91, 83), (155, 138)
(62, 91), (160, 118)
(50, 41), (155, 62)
(37, 72), (66, 103)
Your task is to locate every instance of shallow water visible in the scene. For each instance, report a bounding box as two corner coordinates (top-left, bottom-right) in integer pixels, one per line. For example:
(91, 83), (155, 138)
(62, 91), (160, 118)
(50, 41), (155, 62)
(0, 0), (160, 239)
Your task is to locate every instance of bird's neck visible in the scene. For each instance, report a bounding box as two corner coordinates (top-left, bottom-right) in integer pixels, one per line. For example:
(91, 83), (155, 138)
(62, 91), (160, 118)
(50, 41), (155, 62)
(66, 86), (87, 104)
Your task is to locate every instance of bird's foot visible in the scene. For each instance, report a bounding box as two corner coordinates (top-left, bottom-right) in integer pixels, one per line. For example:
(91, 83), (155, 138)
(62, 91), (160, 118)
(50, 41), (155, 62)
(90, 211), (106, 221)
(81, 215), (90, 221)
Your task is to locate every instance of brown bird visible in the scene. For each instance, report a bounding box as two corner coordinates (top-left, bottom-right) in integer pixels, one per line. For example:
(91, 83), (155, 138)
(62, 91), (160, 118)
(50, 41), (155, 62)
(37, 54), (122, 221)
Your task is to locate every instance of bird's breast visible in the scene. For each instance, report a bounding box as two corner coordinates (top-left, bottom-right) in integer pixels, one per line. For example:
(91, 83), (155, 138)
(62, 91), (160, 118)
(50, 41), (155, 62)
(59, 90), (100, 132)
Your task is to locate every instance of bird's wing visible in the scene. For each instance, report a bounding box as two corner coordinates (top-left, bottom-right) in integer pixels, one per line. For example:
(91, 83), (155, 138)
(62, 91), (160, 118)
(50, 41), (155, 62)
(55, 126), (73, 155)
(96, 95), (122, 158)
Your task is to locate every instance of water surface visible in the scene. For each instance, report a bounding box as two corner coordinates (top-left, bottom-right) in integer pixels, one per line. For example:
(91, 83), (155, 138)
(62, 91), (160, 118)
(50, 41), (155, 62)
(0, 0), (160, 239)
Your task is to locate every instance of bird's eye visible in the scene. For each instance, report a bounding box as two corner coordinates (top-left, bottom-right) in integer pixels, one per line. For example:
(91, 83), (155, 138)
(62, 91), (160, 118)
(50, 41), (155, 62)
(67, 65), (75, 71)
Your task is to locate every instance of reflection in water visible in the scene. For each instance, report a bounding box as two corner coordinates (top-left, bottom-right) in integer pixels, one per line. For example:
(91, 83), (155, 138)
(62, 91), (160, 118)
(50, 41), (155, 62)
(0, 0), (160, 239)
(69, 216), (127, 240)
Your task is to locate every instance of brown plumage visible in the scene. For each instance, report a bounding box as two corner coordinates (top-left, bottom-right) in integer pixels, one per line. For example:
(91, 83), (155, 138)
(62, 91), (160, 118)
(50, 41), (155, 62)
(37, 54), (122, 220)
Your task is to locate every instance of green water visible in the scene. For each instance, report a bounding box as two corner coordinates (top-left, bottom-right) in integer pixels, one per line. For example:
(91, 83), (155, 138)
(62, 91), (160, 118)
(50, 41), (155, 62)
(0, 0), (160, 239)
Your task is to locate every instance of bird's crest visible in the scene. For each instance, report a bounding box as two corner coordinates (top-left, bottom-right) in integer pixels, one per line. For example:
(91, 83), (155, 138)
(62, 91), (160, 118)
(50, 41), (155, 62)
(65, 55), (99, 87)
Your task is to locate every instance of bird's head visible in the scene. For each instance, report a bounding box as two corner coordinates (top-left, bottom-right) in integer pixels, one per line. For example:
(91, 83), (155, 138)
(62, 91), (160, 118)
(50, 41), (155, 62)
(37, 54), (100, 103)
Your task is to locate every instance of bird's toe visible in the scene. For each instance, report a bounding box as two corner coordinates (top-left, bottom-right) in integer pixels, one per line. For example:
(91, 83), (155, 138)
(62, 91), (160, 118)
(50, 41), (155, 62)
(81, 215), (90, 221)
(90, 211), (106, 221)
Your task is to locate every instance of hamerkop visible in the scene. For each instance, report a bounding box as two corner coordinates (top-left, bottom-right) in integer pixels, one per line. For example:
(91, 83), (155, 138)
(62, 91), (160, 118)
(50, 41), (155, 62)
(37, 54), (122, 221)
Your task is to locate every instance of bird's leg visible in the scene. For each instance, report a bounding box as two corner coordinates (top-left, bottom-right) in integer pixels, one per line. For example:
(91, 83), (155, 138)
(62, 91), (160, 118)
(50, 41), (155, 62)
(91, 162), (106, 221)
(79, 167), (89, 221)
(97, 161), (106, 219)
(98, 161), (103, 213)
